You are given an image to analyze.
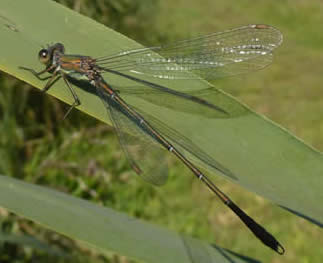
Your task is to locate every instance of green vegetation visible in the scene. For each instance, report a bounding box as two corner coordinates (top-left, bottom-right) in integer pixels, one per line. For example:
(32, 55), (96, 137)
(0, 0), (322, 262)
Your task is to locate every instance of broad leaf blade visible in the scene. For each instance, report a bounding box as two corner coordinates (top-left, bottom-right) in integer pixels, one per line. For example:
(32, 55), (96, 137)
(0, 175), (254, 263)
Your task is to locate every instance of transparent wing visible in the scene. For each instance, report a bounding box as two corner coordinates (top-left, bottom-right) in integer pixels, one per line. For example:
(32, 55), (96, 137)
(115, 84), (228, 119)
(103, 68), (228, 115)
(96, 87), (169, 186)
(96, 24), (282, 80)
(132, 106), (237, 180)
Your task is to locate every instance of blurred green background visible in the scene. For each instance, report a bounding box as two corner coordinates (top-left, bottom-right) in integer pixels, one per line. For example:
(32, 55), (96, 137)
(0, 0), (322, 262)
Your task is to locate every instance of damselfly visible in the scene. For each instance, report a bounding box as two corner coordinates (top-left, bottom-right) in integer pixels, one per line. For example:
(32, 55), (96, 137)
(21, 24), (284, 254)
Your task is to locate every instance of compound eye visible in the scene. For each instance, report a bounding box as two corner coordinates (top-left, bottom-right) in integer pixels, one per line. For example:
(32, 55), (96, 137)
(38, 49), (49, 64)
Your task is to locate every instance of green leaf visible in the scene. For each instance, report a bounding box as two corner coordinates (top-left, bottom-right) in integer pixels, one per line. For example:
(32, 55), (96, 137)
(0, 175), (256, 263)
(0, 0), (322, 260)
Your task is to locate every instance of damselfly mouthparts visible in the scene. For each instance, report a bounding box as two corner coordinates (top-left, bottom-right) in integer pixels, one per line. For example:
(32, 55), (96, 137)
(21, 24), (284, 254)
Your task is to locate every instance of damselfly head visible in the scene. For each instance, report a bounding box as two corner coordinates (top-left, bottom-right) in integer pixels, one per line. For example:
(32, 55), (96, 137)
(38, 43), (65, 66)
